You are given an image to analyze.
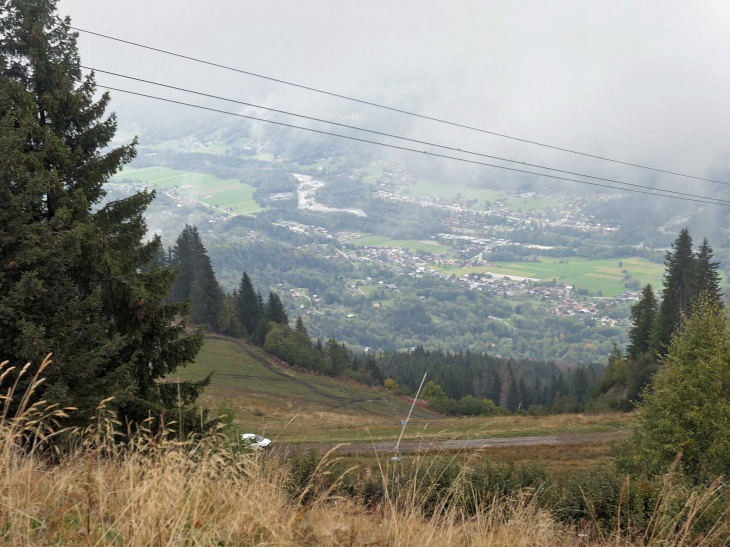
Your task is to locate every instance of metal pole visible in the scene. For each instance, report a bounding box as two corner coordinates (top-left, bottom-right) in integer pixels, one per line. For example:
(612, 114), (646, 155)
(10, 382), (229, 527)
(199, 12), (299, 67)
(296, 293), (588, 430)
(393, 372), (427, 460)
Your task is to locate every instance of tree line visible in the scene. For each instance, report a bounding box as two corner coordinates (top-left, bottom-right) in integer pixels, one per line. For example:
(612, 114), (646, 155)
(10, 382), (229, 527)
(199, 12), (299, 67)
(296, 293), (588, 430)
(156, 224), (383, 386)
(378, 347), (602, 416)
(594, 228), (722, 409)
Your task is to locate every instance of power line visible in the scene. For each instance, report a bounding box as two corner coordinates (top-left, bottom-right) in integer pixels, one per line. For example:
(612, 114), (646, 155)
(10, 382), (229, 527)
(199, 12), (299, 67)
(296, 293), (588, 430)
(73, 27), (728, 187)
(84, 66), (730, 204)
(98, 84), (729, 207)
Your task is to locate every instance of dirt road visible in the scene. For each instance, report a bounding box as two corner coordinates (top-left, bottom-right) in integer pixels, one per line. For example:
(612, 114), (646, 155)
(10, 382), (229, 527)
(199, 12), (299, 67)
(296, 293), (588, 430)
(277, 430), (630, 456)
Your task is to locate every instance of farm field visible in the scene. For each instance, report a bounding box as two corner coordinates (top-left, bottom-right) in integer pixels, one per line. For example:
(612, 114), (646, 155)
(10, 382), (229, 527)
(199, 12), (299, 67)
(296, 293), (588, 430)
(406, 179), (504, 203)
(345, 234), (451, 254)
(111, 166), (262, 215)
(433, 256), (666, 296)
(359, 285), (377, 296)
(502, 196), (562, 211)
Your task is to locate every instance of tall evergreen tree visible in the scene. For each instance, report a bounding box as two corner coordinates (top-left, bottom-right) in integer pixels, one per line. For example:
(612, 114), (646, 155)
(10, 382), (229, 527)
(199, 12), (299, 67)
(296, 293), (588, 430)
(236, 272), (260, 335)
(696, 237), (722, 305)
(266, 292), (289, 324)
(295, 315), (308, 336)
(517, 376), (532, 409)
(505, 376), (520, 412)
(0, 1), (204, 422)
(651, 228), (699, 354)
(169, 225), (224, 330)
(627, 284), (658, 358)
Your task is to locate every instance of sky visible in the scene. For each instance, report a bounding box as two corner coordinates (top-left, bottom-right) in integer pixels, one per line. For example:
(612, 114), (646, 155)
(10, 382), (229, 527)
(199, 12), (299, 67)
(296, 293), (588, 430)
(58, 0), (730, 195)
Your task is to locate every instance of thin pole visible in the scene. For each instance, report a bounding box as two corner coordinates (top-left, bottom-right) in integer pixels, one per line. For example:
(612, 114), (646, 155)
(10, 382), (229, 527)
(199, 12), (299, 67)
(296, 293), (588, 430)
(394, 372), (428, 456)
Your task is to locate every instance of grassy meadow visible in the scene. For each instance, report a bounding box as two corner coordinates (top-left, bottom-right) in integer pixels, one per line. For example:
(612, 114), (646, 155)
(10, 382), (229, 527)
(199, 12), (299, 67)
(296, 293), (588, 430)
(173, 339), (634, 472)
(2, 354), (722, 546)
(434, 256), (666, 296)
(406, 179), (504, 203)
(502, 195), (562, 210)
(343, 233), (451, 254)
(111, 166), (262, 215)
(171, 338), (442, 441)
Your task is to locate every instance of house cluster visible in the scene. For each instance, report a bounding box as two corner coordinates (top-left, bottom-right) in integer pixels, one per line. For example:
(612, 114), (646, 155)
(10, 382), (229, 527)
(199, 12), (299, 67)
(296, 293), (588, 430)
(274, 221), (333, 238)
(439, 196), (620, 235)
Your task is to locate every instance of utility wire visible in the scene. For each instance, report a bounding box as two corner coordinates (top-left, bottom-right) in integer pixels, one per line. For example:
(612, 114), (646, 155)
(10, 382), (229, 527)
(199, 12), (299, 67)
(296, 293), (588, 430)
(73, 27), (728, 186)
(98, 85), (729, 207)
(84, 66), (730, 203)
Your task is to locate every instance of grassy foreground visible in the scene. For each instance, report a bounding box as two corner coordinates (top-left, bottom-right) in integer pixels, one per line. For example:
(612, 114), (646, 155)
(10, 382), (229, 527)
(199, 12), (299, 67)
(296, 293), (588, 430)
(1, 356), (728, 546)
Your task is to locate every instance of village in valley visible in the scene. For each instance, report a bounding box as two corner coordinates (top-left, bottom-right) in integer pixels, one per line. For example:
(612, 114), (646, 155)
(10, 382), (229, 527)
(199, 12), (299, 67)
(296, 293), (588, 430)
(108, 155), (662, 337)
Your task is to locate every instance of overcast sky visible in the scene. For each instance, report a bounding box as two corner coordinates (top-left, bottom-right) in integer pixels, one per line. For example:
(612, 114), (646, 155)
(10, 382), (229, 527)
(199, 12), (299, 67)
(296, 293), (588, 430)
(59, 0), (730, 194)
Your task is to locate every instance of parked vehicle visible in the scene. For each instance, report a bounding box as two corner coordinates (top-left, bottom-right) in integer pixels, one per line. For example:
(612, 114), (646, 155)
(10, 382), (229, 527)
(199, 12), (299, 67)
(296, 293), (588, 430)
(240, 433), (272, 449)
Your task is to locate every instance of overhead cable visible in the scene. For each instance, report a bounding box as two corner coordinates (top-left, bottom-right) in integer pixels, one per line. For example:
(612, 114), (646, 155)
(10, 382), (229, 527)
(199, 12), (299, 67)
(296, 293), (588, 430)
(98, 85), (730, 207)
(84, 66), (730, 201)
(72, 26), (728, 186)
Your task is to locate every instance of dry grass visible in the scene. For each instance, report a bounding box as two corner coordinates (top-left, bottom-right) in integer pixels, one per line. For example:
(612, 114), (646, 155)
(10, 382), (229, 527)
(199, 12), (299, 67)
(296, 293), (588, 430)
(0, 355), (727, 546)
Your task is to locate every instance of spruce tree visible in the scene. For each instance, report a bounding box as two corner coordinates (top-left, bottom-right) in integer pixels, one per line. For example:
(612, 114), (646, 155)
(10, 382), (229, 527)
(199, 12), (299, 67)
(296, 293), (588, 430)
(518, 377), (532, 409)
(170, 225), (224, 330)
(624, 295), (730, 482)
(0, 1), (204, 423)
(505, 376), (520, 412)
(627, 284), (658, 358)
(295, 315), (308, 336)
(266, 292), (289, 324)
(696, 237), (722, 305)
(651, 228), (699, 354)
(236, 272), (260, 335)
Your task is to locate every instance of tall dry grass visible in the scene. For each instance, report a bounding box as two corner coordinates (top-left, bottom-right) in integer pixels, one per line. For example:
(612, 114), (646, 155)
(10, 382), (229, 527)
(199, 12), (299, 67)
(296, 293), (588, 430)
(0, 355), (727, 546)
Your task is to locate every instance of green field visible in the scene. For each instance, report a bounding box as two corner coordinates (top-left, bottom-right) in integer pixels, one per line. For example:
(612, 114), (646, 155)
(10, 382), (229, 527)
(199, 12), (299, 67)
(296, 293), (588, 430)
(349, 234), (450, 254)
(111, 166), (262, 215)
(407, 179), (504, 203)
(433, 257), (667, 296)
(359, 285), (377, 296)
(362, 163), (386, 183)
(502, 196), (562, 211)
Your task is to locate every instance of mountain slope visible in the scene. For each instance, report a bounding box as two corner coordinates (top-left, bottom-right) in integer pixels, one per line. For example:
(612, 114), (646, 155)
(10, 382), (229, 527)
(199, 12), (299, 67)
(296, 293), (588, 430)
(170, 336), (441, 440)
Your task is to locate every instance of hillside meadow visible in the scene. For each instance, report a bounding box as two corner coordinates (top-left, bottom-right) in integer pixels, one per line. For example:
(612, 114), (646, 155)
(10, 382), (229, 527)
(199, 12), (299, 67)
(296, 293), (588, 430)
(0, 359), (725, 547)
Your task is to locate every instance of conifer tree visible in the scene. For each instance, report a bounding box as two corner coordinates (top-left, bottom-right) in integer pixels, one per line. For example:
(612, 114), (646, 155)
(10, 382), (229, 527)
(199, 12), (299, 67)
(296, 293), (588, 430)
(627, 284), (658, 358)
(169, 225), (224, 330)
(295, 316), (308, 336)
(651, 228), (699, 354)
(266, 292), (289, 324)
(696, 237), (722, 305)
(0, 1), (204, 423)
(624, 295), (730, 482)
(236, 272), (260, 335)
(518, 376), (531, 409)
(506, 376), (520, 412)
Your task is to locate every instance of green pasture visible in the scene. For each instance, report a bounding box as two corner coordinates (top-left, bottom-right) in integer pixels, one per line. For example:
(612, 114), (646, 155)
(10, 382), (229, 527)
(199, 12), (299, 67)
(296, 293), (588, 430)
(502, 196), (562, 211)
(360, 285), (377, 296)
(363, 163), (386, 183)
(407, 179), (504, 203)
(432, 257), (667, 296)
(352, 234), (450, 254)
(111, 166), (261, 215)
